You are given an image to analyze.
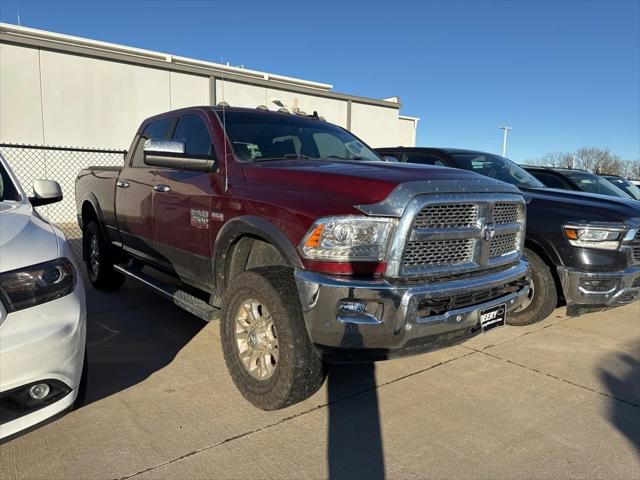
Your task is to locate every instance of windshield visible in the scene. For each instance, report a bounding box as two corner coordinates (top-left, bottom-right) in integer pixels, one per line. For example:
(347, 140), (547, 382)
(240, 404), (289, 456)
(564, 171), (632, 198)
(604, 177), (640, 200)
(0, 160), (21, 202)
(217, 111), (382, 163)
(448, 153), (545, 189)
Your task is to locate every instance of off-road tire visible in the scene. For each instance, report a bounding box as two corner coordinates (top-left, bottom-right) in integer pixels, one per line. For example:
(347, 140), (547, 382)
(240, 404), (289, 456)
(83, 221), (125, 290)
(220, 267), (325, 410)
(507, 248), (557, 326)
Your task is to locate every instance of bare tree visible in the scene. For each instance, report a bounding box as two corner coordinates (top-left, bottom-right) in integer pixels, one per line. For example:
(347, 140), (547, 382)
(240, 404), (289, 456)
(524, 147), (639, 179)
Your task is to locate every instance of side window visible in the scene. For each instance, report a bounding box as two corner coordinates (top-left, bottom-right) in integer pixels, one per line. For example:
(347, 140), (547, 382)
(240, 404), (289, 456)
(404, 153), (447, 167)
(530, 172), (572, 190)
(131, 117), (174, 168)
(173, 115), (213, 156)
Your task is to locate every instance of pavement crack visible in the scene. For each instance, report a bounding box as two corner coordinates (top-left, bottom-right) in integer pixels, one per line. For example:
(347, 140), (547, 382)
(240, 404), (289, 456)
(468, 347), (640, 409)
(116, 349), (477, 479)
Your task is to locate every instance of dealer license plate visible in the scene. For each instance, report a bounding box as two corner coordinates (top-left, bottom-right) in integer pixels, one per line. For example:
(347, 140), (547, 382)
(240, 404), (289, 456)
(479, 303), (506, 333)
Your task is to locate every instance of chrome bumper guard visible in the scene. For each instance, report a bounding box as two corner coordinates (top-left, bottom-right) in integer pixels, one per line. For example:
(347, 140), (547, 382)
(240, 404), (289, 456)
(295, 260), (530, 361)
(558, 265), (640, 310)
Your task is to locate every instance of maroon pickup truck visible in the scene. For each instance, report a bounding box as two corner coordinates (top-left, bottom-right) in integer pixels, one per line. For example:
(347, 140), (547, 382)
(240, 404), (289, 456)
(75, 106), (530, 409)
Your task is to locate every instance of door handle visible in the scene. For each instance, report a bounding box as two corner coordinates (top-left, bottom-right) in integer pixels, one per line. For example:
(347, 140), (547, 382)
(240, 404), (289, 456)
(116, 180), (130, 188)
(153, 184), (171, 193)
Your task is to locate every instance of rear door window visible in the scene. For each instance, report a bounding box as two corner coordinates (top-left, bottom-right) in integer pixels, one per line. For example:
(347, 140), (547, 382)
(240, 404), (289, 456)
(131, 117), (175, 168)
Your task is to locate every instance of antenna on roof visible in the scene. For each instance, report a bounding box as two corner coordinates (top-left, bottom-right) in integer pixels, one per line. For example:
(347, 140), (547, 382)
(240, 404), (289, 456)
(220, 72), (229, 193)
(17, 11), (21, 26)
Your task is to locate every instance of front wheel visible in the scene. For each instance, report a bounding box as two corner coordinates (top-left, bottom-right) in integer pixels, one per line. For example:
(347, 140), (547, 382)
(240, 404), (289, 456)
(507, 248), (558, 326)
(220, 267), (325, 410)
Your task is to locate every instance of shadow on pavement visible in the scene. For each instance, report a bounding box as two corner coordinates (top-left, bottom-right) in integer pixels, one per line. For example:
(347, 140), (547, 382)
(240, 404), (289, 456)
(327, 324), (385, 480)
(82, 278), (206, 405)
(599, 338), (640, 451)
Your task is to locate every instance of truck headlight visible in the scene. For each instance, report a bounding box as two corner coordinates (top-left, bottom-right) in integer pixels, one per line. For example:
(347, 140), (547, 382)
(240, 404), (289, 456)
(301, 216), (396, 262)
(0, 258), (76, 313)
(563, 224), (625, 250)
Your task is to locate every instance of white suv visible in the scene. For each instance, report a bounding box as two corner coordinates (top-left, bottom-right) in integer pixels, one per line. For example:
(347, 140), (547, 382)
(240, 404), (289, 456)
(0, 154), (87, 441)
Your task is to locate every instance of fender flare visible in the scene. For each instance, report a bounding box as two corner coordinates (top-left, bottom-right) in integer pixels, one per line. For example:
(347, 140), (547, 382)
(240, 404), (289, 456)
(212, 216), (303, 294)
(80, 193), (108, 239)
(524, 232), (564, 268)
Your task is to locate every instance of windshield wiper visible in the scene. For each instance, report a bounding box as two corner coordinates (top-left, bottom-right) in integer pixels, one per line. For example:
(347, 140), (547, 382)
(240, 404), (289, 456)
(254, 154), (315, 162)
(326, 155), (365, 161)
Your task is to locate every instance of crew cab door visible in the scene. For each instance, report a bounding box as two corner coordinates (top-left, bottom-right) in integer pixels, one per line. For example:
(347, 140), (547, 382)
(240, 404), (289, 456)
(116, 117), (174, 262)
(151, 113), (219, 290)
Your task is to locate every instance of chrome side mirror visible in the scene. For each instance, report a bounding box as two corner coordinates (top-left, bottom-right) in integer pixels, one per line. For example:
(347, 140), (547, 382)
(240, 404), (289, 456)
(30, 179), (63, 206)
(143, 138), (186, 154)
(143, 138), (216, 172)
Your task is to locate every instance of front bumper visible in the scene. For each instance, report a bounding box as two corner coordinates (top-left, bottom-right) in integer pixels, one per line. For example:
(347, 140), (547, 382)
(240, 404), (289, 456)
(295, 260), (530, 362)
(558, 265), (640, 314)
(0, 281), (86, 441)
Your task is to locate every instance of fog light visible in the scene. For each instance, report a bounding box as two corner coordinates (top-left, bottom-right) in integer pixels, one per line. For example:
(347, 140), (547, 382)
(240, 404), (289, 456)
(338, 301), (366, 314)
(579, 278), (616, 293)
(28, 383), (50, 400)
(619, 291), (638, 304)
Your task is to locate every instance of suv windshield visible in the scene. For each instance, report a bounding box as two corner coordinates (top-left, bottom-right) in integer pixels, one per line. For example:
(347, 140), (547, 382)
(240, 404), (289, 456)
(217, 111), (382, 163)
(565, 171), (632, 198)
(448, 153), (545, 189)
(0, 160), (21, 202)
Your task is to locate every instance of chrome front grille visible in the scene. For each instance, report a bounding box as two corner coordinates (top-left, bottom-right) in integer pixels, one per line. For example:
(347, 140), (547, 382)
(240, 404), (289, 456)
(393, 194), (526, 278)
(489, 232), (520, 258)
(404, 239), (475, 267)
(493, 203), (520, 225)
(414, 204), (479, 228)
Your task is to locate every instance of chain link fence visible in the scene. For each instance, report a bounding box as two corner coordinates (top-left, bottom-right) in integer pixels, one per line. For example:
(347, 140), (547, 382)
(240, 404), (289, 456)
(0, 143), (126, 258)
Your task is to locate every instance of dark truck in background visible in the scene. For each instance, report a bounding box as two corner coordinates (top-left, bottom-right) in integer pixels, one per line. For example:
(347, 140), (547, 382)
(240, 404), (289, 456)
(76, 107), (531, 409)
(377, 147), (640, 321)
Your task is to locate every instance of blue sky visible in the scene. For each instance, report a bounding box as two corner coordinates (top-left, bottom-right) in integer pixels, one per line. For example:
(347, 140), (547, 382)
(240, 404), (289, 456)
(1, 0), (638, 162)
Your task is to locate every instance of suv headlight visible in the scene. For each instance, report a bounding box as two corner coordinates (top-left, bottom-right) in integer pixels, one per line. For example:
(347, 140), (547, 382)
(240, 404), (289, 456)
(0, 258), (76, 313)
(563, 224), (627, 251)
(301, 216), (396, 262)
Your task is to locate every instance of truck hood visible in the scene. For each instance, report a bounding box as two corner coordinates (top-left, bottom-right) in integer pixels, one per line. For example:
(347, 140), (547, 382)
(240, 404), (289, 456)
(522, 187), (640, 223)
(0, 203), (59, 273)
(242, 160), (519, 211)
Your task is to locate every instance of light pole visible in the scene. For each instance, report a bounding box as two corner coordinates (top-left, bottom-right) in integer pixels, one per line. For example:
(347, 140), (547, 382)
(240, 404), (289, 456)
(499, 126), (513, 157)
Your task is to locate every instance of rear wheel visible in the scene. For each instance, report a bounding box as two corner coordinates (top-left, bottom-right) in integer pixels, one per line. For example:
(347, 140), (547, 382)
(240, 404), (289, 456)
(83, 221), (125, 290)
(220, 267), (325, 410)
(507, 248), (557, 326)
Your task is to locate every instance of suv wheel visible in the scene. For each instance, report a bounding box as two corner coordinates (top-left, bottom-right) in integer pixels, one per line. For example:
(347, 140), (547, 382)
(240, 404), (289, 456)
(507, 248), (557, 326)
(220, 267), (325, 410)
(83, 221), (125, 290)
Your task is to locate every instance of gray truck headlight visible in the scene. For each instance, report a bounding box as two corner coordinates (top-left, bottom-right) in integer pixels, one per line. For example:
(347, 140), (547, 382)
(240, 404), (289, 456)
(0, 258), (76, 313)
(563, 224), (626, 250)
(301, 216), (396, 262)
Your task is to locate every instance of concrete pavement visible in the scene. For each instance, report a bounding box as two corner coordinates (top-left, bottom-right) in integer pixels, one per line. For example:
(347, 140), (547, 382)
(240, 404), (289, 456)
(1, 276), (639, 479)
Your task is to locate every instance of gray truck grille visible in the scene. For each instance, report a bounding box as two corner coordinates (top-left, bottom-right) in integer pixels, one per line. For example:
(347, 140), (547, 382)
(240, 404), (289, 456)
(404, 239), (475, 267)
(489, 232), (519, 258)
(632, 231), (640, 263)
(413, 204), (479, 229)
(493, 203), (520, 224)
(398, 198), (524, 276)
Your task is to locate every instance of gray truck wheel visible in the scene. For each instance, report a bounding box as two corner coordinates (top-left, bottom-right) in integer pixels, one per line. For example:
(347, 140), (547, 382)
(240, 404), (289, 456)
(220, 267), (325, 410)
(507, 248), (557, 326)
(83, 221), (125, 290)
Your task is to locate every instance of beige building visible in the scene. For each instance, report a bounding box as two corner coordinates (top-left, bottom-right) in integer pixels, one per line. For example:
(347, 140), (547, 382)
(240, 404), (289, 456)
(0, 23), (419, 150)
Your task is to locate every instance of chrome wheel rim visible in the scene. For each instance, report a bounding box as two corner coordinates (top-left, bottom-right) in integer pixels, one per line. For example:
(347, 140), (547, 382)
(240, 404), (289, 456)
(89, 235), (100, 275)
(520, 276), (536, 310)
(235, 299), (278, 380)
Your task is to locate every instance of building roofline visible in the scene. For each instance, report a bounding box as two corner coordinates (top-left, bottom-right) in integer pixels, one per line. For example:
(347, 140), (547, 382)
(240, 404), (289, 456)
(0, 23), (402, 109)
